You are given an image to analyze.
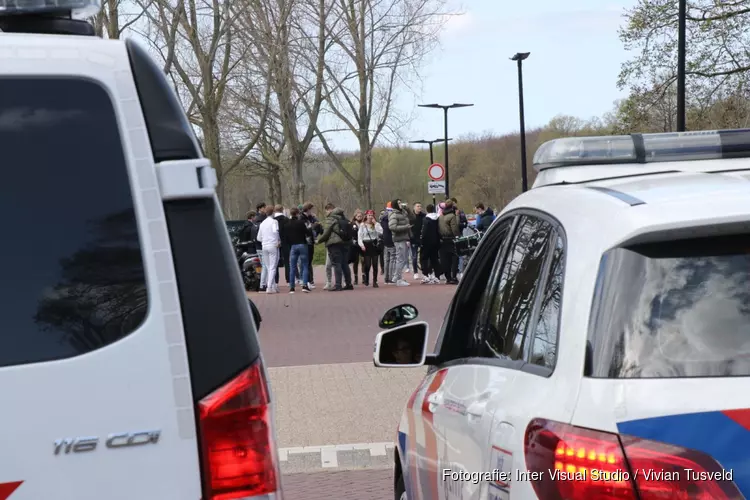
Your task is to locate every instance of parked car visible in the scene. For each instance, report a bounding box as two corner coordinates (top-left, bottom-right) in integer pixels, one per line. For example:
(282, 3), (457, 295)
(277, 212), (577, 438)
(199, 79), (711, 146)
(375, 128), (750, 500)
(0, 2), (283, 499)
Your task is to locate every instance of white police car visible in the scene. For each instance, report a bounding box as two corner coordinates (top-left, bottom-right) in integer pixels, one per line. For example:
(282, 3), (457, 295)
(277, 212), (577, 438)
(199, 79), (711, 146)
(0, 2), (282, 499)
(374, 128), (750, 499)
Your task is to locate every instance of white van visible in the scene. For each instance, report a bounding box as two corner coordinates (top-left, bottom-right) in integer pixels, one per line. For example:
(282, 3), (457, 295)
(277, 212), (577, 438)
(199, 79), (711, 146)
(0, 1), (282, 499)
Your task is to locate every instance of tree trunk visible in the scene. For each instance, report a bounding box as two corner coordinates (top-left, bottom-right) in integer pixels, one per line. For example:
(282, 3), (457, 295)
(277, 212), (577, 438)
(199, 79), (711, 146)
(290, 153), (306, 205)
(358, 136), (373, 209)
(202, 113), (224, 209)
(106, 0), (119, 39)
(266, 176), (276, 205)
(272, 167), (283, 206)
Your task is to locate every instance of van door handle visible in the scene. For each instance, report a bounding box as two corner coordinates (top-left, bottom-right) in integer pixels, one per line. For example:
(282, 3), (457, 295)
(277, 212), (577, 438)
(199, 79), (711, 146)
(466, 400), (488, 421)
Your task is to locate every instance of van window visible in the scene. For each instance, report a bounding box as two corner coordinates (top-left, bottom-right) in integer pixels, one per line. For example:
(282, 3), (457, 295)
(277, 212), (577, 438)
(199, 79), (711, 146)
(588, 233), (750, 378)
(0, 78), (147, 368)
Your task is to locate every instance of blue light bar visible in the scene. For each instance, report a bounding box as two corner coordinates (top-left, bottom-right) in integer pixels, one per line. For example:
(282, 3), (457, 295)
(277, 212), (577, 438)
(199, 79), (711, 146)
(0, 0), (100, 18)
(532, 129), (750, 171)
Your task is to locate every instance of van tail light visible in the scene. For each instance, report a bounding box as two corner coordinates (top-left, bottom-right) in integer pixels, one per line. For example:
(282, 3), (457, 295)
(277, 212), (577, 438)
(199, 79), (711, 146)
(198, 359), (278, 500)
(524, 418), (742, 500)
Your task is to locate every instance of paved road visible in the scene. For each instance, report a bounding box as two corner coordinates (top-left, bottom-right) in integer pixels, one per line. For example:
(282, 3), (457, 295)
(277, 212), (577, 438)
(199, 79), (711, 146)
(250, 265), (455, 499)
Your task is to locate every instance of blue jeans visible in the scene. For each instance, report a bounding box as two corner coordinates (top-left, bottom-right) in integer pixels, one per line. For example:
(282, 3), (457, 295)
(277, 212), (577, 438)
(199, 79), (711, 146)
(289, 244), (309, 285)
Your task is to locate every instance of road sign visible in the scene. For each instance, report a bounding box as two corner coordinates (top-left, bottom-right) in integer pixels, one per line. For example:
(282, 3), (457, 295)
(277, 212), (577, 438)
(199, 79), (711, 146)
(428, 163), (445, 181)
(428, 180), (446, 194)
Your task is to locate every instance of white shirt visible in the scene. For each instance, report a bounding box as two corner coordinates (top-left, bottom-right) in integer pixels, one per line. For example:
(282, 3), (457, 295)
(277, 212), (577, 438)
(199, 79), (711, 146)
(257, 216), (280, 249)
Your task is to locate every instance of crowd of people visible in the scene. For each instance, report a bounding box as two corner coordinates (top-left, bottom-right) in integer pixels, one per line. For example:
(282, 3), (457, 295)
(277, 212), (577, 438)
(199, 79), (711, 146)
(237, 198), (496, 294)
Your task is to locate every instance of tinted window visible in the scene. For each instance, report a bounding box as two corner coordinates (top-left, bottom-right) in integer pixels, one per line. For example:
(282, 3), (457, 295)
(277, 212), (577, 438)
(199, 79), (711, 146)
(435, 218), (513, 362)
(0, 78), (147, 368)
(589, 233), (750, 378)
(472, 216), (554, 360)
(529, 235), (564, 369)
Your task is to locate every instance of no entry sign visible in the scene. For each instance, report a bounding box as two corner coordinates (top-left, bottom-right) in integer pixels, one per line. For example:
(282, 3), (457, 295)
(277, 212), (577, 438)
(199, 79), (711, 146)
(428, 163), (445, 181)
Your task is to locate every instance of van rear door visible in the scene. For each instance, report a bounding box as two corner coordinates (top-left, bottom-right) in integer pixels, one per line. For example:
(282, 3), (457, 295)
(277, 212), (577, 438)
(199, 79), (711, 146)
(0, 45), (202, 499)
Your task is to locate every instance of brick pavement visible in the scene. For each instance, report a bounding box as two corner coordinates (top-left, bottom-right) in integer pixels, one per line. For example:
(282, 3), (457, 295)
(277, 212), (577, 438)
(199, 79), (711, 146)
(282, 469), (392, 500)
(252, 266), (454, 367)
(250, 265), (455, 498)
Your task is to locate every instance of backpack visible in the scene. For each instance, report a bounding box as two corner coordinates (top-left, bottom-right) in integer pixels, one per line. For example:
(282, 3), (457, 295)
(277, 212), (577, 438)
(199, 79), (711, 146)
(335, 219), (355, 242)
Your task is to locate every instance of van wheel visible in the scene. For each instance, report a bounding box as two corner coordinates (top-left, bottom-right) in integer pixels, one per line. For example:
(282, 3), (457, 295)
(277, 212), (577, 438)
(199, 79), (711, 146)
(395, 473), (406, 500)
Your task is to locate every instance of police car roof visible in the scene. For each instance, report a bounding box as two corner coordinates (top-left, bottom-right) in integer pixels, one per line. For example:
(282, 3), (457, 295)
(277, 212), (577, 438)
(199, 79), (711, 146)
(503, 161), (750, 254)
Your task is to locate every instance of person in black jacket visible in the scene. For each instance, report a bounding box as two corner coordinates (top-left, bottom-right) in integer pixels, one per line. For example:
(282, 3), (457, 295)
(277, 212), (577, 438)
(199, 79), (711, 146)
(254, 202), (267, 225)
(380, 205), (396, 283)
(238, 210), (258, 254)
(283, 207), (312, 293)
(301, 202), (320, 287)
(273, 204), (291, 286)
(474, 202), (495, 233)
(410, 202), (425, 279)
(420, 204), (442, 283)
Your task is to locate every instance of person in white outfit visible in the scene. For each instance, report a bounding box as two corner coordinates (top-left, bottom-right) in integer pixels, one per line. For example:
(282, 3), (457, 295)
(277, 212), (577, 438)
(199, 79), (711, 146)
(256, 205), (281, 293)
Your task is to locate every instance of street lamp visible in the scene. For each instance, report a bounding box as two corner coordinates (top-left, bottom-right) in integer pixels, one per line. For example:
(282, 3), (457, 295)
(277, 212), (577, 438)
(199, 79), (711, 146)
(677, 0), (686, 131)
(417, 103), (473, 199)
(511, 52), (530, 192)
(409, 138), (453, 206)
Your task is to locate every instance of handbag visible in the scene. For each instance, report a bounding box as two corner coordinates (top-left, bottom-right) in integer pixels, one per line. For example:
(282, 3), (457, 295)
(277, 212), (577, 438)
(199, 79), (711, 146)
(366, 226), (384, 254)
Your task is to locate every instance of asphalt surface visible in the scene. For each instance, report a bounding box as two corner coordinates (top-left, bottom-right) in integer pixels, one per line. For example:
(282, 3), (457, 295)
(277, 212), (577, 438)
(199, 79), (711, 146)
(250, 265), (455, 499)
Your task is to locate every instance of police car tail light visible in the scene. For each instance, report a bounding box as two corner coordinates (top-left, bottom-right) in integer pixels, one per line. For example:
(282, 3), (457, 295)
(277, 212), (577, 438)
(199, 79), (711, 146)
(621, 436), (742, 500)
(525, 418), (636, 500)
(0, 0), (101, 19)
(525, 418), (742, 500)
(198, 358), (278, 499)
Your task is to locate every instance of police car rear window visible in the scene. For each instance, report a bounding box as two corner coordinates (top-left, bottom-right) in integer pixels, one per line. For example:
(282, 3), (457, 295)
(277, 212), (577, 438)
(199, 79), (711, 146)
(0, 78), (147, 368)
(588, 233), (750, 378)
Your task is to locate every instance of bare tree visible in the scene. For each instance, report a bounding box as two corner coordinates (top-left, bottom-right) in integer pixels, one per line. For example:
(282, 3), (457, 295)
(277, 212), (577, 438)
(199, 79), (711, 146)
(135, 0), (272, 208)
(315, 0), (448, 209)
(91, 0), (151, 38)
(232, 0), (332, 205)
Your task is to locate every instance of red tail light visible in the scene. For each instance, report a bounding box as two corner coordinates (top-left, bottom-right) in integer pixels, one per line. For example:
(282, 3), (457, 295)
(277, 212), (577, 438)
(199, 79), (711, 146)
(198, 359), (278, 500)
(524, 418), (742, 500)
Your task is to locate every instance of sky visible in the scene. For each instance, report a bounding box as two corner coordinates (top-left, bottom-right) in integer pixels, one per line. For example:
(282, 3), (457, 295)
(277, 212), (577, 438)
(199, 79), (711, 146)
(322, 0), (638, 152)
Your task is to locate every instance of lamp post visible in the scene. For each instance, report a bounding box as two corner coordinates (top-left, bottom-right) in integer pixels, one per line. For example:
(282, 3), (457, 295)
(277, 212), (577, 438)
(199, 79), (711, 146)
(511, 52), (530, 192)
(409, 138), (452, 206)
(676, 0), (686, 131)
(417, 103), (473, 199)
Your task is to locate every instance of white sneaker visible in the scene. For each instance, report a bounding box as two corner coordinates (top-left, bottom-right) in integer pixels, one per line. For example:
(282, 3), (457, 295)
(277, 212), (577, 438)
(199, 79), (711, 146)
(421, 277), (431, 284)
(414, 273), (419, 280)
(323, 283), (331, 290)
(266, 288), (278, 294)
(396, 279), (410, 287)
(430, 276), (440, 284)
(308, 283), (316, 289)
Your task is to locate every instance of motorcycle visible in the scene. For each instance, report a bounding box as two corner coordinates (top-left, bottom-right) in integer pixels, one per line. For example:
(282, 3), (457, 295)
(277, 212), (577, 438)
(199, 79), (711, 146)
(236, 242), (262, 292)
(454, 226), (482, 258)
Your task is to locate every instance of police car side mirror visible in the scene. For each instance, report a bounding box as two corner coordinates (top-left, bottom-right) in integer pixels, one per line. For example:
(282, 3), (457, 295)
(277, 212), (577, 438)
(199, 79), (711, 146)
(378, 303), (419, 329)
(373, 322), (429, 368)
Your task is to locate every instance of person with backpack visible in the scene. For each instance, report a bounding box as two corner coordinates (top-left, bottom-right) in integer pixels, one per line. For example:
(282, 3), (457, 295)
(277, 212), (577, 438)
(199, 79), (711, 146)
(238, 210), (259, 254)
(317, 202), (354, 291)
(388, 198), (413, 286)
(420, 204), (442, 284)
(380, 204), (396, 284)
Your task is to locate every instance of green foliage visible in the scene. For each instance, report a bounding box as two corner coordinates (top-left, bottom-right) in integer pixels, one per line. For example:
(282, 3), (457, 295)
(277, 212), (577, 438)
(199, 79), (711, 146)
(618, 0), (750, 110)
